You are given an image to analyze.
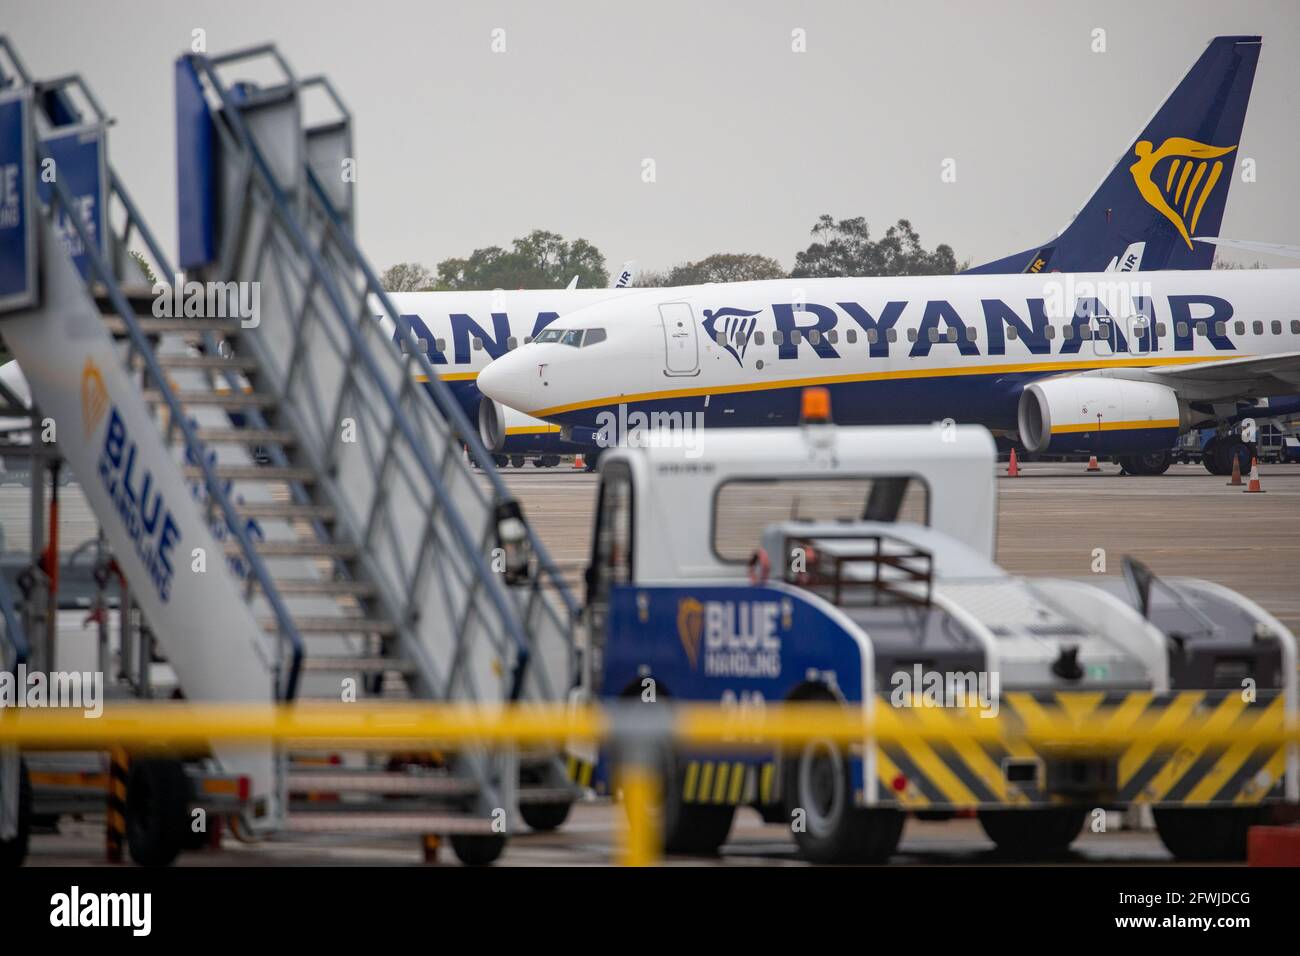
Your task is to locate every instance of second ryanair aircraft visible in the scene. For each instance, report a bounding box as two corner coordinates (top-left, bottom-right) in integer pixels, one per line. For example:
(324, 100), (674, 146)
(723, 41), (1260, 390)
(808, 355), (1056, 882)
(477, 268), (1300, 475)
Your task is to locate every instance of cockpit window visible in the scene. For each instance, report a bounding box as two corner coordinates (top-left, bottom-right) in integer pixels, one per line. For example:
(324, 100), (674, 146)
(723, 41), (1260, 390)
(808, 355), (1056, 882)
(561, 329), (584, 347)
(534, 328), (565, 344)
(583, 328), (607, 346)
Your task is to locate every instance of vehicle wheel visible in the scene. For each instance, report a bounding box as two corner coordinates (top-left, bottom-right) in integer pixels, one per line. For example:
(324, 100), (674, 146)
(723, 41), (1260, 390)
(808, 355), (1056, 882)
(510, 455), (525, 469)
(978, 807), (1085, 858)
(784, 737), (903, 863)
(519, 800), (572, 832)
(126, 759), (191, 867)
(656, 753), (736, 855)
(1153, 807), (1260, 861)
(1119, 450), (1173, 476)
(492, 454), (509, 469)
(450, 833), (507, 865)
(542, 455), (561, 468)
(0, 759), (32, 867)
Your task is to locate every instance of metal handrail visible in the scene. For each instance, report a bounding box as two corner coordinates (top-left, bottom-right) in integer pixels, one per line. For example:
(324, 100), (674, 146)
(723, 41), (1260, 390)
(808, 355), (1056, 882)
(186, 51), (565, 676)
(304, 168), (581, 622)
(36, 151), (304, 700)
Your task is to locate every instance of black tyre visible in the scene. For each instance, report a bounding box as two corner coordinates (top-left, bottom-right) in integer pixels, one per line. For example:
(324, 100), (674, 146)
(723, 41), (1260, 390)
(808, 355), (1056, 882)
(978, 807), (1085, 858)
(492, 454), (509, 469)
(449, 833), (507, 866)
(0, 759), (32, 867)
(510, 456), (526, 469)
(656, 752), (736, 855)
(1120, 450), (1173, 476)
(125, 759), (191, 867)
(1153, 807), (1260, 861)
(519, 800), (572, 832)
(784, 738), (903, 863)
(1203, 439), (1249, 476)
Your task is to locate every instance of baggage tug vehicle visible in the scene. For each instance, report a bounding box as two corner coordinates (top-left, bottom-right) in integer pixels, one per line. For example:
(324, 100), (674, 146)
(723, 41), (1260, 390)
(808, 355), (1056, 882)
(578, 390), (1297, 862)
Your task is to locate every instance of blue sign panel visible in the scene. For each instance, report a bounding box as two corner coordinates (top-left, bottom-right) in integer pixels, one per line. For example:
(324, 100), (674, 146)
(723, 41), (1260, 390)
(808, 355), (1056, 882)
(36, 124), (106, 280)
(0, 88), (37, 312)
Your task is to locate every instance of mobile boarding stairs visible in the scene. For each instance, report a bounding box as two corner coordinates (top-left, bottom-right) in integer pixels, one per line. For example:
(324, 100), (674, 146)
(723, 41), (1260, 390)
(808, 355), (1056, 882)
(0, 38), (580, 865)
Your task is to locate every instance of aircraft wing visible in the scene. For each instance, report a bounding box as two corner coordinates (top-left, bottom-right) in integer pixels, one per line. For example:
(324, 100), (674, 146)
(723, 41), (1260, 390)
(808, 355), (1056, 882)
(1147, 351), (1300, 387)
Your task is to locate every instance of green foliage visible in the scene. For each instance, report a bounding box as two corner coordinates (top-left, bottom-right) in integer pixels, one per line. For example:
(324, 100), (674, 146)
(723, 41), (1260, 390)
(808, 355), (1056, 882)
(640, 252), (787, 287)
(128, 250), (157, 285)
(791, 216), (962, 278)
(434, 230), (608, 290)
(381, 262), (435, 292)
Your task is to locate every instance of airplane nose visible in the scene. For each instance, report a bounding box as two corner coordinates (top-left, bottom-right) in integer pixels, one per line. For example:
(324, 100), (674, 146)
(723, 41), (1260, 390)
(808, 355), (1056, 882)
(477, 352), (535, 412)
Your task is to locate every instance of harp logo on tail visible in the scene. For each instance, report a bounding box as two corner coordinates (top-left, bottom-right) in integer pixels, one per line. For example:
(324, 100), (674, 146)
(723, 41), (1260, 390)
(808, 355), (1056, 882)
(702, 307), (761, 367)
(1129, 137), (1237, 250)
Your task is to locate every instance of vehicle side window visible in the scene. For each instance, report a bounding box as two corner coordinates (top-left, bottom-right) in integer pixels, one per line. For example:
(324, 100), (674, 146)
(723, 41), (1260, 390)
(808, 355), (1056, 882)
(588, 463), (634, 607)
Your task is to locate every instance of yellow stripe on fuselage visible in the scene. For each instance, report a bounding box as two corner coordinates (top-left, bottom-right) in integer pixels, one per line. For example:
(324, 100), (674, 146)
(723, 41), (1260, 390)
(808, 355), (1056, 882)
(526, 354), (1244, 419)
(414, 371), (478, 383)
(1051, 418), (1180, 434)
(504, 425), (561, 435)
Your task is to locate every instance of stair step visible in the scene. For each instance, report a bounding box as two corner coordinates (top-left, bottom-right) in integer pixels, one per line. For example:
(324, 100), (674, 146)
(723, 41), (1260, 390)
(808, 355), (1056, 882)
(156, 353), (260, 371)
(235, 501), (335, 522)
(262, 616), (397, 636)
(283, 812), (496, 836)
(144, 389), (274, 408)
(102, 316), (245, 336)
(189, 464), (316, 483)
(263, 578), (375, 597)
(298, 656), (416, 674)
(193, 427), (297, 445)
(227, 538), (356, 558)
(287, 772), (478, 797)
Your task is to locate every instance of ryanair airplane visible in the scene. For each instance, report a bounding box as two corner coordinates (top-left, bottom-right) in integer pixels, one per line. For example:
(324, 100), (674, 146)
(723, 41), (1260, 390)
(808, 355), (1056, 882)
(475, 268), (1300, 476)
(388, 35), (1259, 466)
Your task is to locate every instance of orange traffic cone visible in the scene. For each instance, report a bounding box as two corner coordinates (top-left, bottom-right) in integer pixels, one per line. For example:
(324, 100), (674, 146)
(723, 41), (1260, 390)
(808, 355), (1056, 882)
(1086, 455), (1101, 472)
(1227, 454), (1243, 486)
(1006, 448), (1019, 477)
(1244, 457), (1264, 493)
(573, 454), (585, 470)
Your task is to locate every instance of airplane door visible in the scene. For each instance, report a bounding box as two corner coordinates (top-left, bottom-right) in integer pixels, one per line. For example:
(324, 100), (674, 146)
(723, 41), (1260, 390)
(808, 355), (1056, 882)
(660, 302), (700, 376)
(1091, 316), (1114, 356)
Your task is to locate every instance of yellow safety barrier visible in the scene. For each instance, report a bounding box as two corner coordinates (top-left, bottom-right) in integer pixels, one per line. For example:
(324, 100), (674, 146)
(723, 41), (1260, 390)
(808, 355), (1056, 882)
(2, 699), (1297, 866)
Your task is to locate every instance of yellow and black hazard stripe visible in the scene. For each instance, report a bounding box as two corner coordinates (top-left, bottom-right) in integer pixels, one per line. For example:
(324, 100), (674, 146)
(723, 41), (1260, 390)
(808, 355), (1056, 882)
(874, 690), (1289, 810)
(106, 747), (129, 863)
(681, 760), (778, 806)
(566, 755), (596, 789)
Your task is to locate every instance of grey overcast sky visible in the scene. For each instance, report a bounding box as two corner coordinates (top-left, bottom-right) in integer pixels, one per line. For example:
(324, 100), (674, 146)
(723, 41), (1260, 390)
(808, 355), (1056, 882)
(7, 0), (1300, 276)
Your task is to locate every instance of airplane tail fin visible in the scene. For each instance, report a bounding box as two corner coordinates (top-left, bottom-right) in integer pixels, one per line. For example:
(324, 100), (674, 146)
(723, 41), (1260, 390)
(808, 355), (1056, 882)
(966, 35), (1260, 275)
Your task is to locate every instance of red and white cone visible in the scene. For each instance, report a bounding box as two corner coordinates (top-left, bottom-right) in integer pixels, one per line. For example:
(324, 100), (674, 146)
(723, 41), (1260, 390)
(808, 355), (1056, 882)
(1244, 457), (1265, 493)
(1007, 448), (1019, 477)
(1086, 455), (1101, 472)
(572, 454), (585, 470)
(1227, 454), (1243, 486)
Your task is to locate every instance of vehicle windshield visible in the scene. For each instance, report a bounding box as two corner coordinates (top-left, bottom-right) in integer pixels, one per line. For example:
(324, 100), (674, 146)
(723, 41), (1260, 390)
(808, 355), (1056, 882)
(534, 328), (565, 344)
(560, 329), (584, 347)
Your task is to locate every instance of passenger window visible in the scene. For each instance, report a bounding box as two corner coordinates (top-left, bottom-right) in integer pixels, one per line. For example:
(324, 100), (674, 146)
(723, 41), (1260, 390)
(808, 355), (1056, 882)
(827, 330), (838, 344)
(1214, 321), (1225, 337)
(865, 329), (877, 344)
(927, 328), (939, 343)
(1045, 326), (1055, 340)
(887, 329), (897, 343)
(772, 330), (784, 346)
(472, 338), (483, 351)
(946, 327), (958, 342)
(1272, 321), (1282, 335)
(907, 329), (917, 343)
(1155, 323), (1166, 337)
(1235, 321), (1245, 335)
(790, 330), (802, 345)
(1195, 322), (1207, 336)
(966, 327), (977, 342)
(506, 336), (518, 350)
(1062, 326), (1074, 340)
(755, 330), (765, 345)
(1253, 321), (1264, 335)
(808, 329), (821, 345)
(847, 329), (858, 345)
(1292, 320), (1300, 334)
(716, 332), (726, 346)
(1007, 325), (1019, 340)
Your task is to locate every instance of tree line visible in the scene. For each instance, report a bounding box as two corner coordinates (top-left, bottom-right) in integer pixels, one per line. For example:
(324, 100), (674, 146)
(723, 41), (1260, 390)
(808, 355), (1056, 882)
(381, 216), (964, 292)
